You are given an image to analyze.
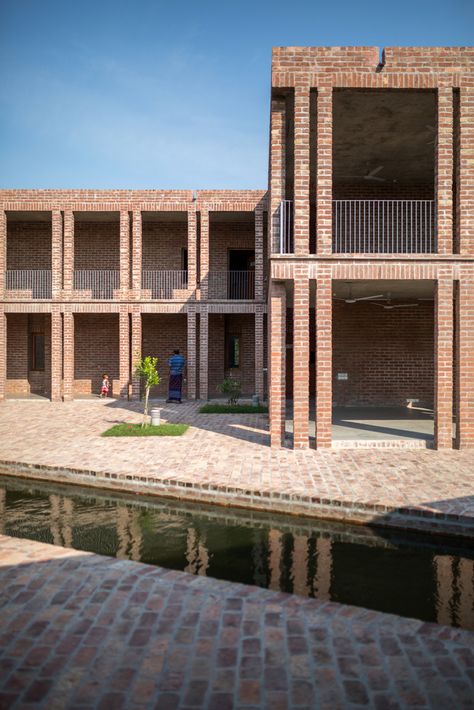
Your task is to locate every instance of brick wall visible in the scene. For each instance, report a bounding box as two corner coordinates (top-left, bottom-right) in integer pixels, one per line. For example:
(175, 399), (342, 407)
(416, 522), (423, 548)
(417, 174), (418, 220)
(142, 220), (187, 270)
(74, 221), (120, 270)
(209, 220), (255, 273)
(6, 314), (51, 395)
(332, 301), (434, 406)
(7, 222), (52, 270)
(142, 314), (188, 398)
(73, 314), (119, 394)
(208, 314), (256, 397)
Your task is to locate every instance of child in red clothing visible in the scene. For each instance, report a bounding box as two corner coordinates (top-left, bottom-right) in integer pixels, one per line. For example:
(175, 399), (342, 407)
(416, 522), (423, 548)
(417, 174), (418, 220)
(100, 374), (110, 398)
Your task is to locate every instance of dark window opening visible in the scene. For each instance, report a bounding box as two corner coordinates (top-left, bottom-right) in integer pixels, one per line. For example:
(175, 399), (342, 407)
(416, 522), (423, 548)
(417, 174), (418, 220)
(181, 247), (188, 286)
(31, 333), (45, 371)
(227, 335), (240, 369)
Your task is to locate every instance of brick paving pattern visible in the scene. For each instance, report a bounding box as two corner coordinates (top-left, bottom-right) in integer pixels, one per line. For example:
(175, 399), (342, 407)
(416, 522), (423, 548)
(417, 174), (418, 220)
(1, 535), (473, 709)
(0, 400), (473, 536)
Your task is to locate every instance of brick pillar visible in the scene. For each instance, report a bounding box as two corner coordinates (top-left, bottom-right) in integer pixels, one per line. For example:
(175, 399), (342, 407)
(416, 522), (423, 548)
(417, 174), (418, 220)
(51, 210), (62, 299)
(63, 311), (74, 401)
(199, 309), (208, 399)
(270, 98), (286, 254)
(294, 85), (310, 256)
(459, 87), (474, 255)
(63, 210), (74, 294)
(200, 209), (209, 299)
(131, 308), (142, 400)
(255, 309), (264, 400)
(0, 308), (6, 401)
(118, 306), (130, 399)
(315, 276), (332, 448)
(51, 307), (62, 401)
(269, 281), (286, 447)
(316, 88), (333, 255)
(187, 307), (197, 399)
(293, 273), (310, 448)
(120, 210), (130, 297)
(434, 278), (454, 448)
(131, 210), (142, 296)
(456, 278), (474, 448)
(0, 210), (6, 297)
(254, 208), (264, 300)
(187, 206), (197, 296)
(436, 88), (454, 255)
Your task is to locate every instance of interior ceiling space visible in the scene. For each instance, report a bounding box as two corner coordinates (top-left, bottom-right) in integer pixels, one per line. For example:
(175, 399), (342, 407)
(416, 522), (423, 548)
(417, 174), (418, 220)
(333, 89), (436, 186)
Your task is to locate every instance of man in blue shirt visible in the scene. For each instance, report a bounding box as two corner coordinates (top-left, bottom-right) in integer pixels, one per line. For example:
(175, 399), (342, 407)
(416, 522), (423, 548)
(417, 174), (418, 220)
(166, 349), (186, 403)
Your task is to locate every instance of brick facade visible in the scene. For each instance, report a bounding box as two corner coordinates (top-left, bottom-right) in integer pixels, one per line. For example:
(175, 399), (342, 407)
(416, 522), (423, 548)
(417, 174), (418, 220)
(1, 46), (473, 451)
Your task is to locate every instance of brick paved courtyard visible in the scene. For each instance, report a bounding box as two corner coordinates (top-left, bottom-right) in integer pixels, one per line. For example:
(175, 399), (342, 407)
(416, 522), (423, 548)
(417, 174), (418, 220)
(0, 399), (473, 536)
(1, 534), (473, 709)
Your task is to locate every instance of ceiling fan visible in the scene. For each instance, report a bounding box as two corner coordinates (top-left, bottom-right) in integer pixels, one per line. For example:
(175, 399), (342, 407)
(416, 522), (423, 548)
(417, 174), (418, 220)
(370, 293), (419, 310)
(341, 165), (386, 182)
(334, 283), (384, 304)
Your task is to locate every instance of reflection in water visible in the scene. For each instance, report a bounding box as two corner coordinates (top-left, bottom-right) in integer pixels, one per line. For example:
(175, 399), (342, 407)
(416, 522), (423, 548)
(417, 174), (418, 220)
(434, 555), (474, 630)
(1, 478), (473, 630)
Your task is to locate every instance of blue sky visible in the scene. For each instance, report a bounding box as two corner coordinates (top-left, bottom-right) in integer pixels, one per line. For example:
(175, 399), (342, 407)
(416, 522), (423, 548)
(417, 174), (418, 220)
(0, 0), (472, 190)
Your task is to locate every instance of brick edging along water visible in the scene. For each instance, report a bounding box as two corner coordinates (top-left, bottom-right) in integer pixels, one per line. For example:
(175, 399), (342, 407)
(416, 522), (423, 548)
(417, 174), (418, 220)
(0, 459), (473, 540)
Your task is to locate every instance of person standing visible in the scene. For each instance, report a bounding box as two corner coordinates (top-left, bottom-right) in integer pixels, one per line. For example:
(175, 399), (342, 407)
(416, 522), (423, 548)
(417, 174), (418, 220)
(166, 349), (186, 403)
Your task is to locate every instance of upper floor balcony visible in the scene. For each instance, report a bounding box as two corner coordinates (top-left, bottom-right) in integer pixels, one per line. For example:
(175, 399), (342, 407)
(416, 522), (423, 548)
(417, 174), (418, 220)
(277, 199), (437, 255)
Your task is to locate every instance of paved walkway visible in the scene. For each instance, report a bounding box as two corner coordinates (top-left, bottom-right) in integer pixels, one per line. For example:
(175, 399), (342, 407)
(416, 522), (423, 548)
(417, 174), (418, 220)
(1, 535), (473, 709)
(0, 400), (473, 536)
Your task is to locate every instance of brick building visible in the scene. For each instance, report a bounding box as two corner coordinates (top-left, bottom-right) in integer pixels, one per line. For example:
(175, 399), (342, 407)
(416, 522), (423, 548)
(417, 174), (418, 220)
(1, 46), (473, 450)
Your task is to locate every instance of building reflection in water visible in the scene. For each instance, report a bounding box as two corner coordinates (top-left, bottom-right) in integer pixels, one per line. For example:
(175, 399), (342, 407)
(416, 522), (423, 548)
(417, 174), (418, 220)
(434, 555), (474, 629)
(2, 482), (473, 630)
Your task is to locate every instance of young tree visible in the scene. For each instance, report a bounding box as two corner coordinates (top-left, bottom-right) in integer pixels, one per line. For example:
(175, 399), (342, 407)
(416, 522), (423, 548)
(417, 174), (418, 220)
(134, 356), (160, 426)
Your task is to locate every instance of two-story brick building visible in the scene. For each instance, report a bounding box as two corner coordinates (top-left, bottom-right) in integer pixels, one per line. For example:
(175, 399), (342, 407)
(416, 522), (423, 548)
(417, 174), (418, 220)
(1, 46), (473, 450)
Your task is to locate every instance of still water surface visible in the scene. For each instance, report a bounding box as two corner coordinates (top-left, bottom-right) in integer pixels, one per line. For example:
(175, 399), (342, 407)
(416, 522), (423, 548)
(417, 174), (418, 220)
(1, 476), (473, 630)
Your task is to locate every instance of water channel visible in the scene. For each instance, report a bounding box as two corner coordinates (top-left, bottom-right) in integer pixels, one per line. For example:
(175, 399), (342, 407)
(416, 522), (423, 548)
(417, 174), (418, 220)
(1, 475), (473, 630)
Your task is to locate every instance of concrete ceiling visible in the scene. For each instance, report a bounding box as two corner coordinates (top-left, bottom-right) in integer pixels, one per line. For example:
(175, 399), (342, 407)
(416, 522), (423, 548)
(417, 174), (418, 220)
(141, 211), (187, 222)
(74, 211), (120, 222)
(210, 211), (255, 223)
(332, 279), (435, 300)
(333, 89), (436, 185)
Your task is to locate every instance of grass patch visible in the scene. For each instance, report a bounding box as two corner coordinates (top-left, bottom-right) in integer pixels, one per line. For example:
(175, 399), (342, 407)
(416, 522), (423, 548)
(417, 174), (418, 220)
(102, 423), (189, 437)
(199, 404), (268, 414)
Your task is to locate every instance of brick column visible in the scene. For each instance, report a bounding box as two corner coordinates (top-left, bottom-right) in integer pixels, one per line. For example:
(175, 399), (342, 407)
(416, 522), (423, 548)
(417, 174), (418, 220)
(294, 85), (310, 256)
(0, 308), (6, 401)
(255, 309), (264, 401)
(316, 88), (333, 255)
(459, 87), (474, 255)
(187, 206), (197, 296)
(456, 278), (474, 448)
(269, 281), (286, 447)
(63, 210), (74, 294)
(436, 88), (454, 255)
(63, 310), (74, 401)
(118, 306), (130, 399)
(315, 276), (332, 447)
(255, 206), (264, 300)
(120, 210), (130, 297)
(51, 307), (62, 401)
(130, 308), (142, 400)
(187, 307), (197, 399)
(0, 210), (6, 297)
(293, 273), (310, 448)
(199, 309), (208, 399)
(51, 210), (62, 299)
(270, 98), (286, 254)
(434, 278), (454, 448)
(131, 210), (142, 295)
(200, 209), (209, 299)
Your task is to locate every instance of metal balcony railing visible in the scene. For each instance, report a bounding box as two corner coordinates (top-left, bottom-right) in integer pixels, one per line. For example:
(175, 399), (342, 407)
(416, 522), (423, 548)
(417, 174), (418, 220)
(6, 270), (52, 298)
(276, 199), (437, 254)
(73, 270), (120, 299)
(279, 200), (294, 254)
(208, 271), (255, 300)
(333, 200), (436, 254)
(141, 270), (188, 299)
